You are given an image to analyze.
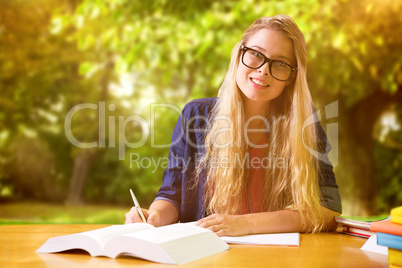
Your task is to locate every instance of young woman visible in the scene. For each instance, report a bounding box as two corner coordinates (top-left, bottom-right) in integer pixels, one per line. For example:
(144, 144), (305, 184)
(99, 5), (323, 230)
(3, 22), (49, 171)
(125, 14), (342, 236)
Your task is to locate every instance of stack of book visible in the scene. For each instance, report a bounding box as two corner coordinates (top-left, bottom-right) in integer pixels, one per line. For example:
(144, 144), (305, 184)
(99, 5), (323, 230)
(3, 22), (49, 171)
(371, 206), (402, 268)
(335, 215), (388, 238)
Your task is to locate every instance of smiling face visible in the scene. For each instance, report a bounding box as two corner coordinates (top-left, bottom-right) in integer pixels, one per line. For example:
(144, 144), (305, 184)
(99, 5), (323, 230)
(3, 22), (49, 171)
(236, 29), (296, 104)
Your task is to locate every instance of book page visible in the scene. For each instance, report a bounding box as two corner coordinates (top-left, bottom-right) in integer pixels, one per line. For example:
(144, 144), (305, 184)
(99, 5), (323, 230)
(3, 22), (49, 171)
(83, 223), (155, 247)
(335, 216), (390, 230)
(221, 233), (300, 246)
(122, 223), (209, 244)
(103, 223), (229, 264)
(36, 223), (155, 257)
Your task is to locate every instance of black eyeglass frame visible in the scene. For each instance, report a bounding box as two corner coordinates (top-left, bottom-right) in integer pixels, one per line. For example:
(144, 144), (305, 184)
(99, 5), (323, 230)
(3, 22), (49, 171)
(240, 45), (298, 82)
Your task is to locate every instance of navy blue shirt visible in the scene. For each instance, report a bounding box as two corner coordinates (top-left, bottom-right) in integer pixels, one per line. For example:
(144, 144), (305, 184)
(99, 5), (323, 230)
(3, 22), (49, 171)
(154, 97), (342, 222)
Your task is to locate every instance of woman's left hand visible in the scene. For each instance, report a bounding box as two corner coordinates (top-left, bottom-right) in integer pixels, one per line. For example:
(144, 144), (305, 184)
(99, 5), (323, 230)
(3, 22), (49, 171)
(195, 213), (252, 236)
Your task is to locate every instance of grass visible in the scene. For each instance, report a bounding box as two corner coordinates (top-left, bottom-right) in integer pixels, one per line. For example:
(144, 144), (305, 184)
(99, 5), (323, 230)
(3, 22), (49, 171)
(0, 202), (129, 224)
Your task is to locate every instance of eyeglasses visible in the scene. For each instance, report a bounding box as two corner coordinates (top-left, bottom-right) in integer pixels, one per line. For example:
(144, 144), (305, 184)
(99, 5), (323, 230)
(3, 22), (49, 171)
(240, 45), (297, 81)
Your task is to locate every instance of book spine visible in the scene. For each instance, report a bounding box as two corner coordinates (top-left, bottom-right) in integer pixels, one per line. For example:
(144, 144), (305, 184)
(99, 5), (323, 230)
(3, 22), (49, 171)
(389, 248), (402, 266)
(371, 220), (402, 236)
(392, 207), (402, 225)
(392, 216), (402, 225)
(377, 233), (402, 250)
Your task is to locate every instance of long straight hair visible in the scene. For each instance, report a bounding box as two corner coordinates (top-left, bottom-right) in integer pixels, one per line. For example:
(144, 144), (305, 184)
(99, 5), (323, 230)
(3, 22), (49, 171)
(197, 15), (324, 232)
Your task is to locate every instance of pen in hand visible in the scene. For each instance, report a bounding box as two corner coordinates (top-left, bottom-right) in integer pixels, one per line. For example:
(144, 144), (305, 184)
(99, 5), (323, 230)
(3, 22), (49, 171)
(130, 189), (147, 223)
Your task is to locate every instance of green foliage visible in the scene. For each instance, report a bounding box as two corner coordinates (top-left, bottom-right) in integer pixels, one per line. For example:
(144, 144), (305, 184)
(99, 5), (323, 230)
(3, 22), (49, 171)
(306, 0), (402, 106)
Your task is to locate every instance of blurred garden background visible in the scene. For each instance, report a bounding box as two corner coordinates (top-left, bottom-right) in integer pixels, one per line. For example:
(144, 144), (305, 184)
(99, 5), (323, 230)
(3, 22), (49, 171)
(0, 0), (401, 224)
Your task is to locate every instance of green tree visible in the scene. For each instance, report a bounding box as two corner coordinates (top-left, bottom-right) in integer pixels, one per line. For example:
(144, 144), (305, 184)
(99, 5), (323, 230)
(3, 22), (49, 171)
(306, 0), (402, 215)
(0, 0), (81, 201)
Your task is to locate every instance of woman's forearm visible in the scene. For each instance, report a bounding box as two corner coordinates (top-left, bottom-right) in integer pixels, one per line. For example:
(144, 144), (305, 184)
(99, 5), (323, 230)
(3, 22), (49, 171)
(148, 199), (179, 226)
(196, 206), (339, 236)
(245, 206), (340, 234)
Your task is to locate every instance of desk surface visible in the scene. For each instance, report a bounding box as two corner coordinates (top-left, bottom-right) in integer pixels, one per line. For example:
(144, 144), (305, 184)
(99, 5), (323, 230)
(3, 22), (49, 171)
(1, 224), (388, 267)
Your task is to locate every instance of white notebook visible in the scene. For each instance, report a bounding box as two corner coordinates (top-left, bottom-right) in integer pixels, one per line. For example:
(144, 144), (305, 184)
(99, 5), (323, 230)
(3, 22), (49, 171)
(221, 233), (300, 246)
(181, 221), (300, 246)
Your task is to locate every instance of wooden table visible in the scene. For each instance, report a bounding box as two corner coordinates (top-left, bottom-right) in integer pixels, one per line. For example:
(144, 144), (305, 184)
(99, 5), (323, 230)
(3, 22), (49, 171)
(0, 224), (388, 267)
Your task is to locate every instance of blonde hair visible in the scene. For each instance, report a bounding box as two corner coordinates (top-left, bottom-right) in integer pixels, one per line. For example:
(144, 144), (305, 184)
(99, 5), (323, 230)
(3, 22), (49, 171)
(197, 15), (324, 232)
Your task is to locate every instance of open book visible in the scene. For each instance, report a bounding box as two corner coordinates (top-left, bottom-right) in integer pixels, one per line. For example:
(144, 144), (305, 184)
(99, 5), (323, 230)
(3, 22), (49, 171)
(36, 223), (229, 265)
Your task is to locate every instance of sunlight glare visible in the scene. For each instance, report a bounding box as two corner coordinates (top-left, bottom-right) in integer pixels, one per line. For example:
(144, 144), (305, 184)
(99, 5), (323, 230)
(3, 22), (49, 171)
(379, 111), (401, 142)
(110, 73), (135, 98)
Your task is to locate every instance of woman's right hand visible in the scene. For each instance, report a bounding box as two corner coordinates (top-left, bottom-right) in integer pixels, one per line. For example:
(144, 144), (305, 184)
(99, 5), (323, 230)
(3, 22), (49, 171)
(124, 207), (162, 226)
